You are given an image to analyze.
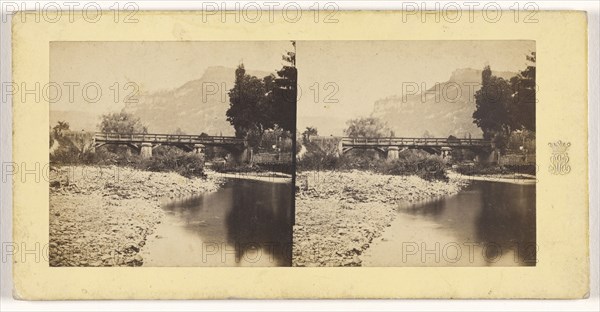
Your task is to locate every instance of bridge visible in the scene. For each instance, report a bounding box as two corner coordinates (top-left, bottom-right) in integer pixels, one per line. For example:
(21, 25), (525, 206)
(94, 132), (248, 161)
(315, 136), (496, 162)
(65, 132), (249, 162)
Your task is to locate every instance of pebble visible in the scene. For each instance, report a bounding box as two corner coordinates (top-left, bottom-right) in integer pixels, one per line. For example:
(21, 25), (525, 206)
(292, 170), (468, 267)
(49, 165), (223, 267)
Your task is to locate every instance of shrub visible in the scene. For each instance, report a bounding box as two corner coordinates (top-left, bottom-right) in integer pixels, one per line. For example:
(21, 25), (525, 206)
(297, 152), (340, 171)
(455, 163), (536, 176)
(51, 138), (206, 178)
(50, 135), (98, 165)
(377, 154), (448, 181)
(298, 146), (449, 181)
(136, 153), (205, 178)
(504, 164), (537, 175)
(336, 152), (381, 171)
(211, 162), (252, 173)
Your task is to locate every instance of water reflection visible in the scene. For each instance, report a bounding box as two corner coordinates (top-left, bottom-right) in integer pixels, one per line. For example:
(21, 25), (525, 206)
(474, 182), (536, 264)
(225, 179), (293, 265)
(362, 181), (536, 267)
(142, 179), (293, 267)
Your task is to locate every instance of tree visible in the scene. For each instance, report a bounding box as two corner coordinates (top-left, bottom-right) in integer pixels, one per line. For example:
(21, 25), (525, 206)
(271, 43), (297, 133)
(261, 125), (294, 153)
(472, 66), (513, 139)
(302, 126), (318, 141)
(447, 135), (459, 144)
(422, 130), (434, 138)
(226, 64), (274, 144)
(510, 52), (536, 132)
(52, 121), (70, 136)
(197, 132), (221, 160)
(226, 41), (297, 158)
(472, 53), (536, 152)
(345, 117), (391, 138)
(173, 127), (186, 135)
(99, 111), (148, 134)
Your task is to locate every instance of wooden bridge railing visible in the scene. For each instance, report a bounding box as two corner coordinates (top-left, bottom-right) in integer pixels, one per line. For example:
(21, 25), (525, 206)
(94, 132), (245, 145)
(341, 137), (491, 147)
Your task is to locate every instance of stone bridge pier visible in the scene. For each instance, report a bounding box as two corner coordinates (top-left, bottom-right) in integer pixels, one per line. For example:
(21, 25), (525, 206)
(194, 144), (205, 159)
(475, 149), (500, 164)
(386, 146), (400, 160)
(140, 143), (153, 159)
(227, 147), (251, 165)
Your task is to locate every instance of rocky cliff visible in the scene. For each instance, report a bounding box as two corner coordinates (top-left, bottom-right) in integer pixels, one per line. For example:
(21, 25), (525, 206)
(371, 68), (516, 138)
(124, 66), (271, 135)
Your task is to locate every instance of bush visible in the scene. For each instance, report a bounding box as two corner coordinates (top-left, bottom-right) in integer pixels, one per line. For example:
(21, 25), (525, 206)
(298, 146), (449, 181)
(137, 153), (205, 178)
(211, 162), (245, 173)
(336, 151), (381, 171)
(50, 135), (98, 165)
(256, 163), (294, 174)
(504, 164), (537, 175)
(297, 152), (340, 171)
(50, 137), (206, 178)
(454, 163), (536, 176)
(377, 154), (448, 181)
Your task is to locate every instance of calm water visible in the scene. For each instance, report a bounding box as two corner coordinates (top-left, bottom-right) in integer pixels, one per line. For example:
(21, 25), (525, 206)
(141, 178), (293, 267)
(361, 181), (536, 267)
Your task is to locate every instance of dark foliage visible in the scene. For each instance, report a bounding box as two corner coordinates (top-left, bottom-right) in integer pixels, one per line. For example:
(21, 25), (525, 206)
(50, 135), (206, 178)
(454, 163), (536, 176)
(298, 148), (449, 181)
(376, 154), (448, 181)
(472, 52), (536, 149)
(137, 153), (205, 178)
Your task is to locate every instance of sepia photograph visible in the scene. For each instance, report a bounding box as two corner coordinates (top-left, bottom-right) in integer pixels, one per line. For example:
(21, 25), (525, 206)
(6, 6), (593, 303)
(294, 41), (537, 267)
(48, 41), (297, 267)
(48, 40), (538, 268)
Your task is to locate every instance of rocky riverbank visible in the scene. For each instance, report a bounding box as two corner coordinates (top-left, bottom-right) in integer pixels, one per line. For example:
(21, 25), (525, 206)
(49, 165), (223, 267)
(292, 170), (469, 267)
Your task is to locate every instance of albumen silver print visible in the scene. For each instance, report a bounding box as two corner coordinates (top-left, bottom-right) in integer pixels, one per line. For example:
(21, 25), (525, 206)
(49, 41), (297, 267)
(49, 40), (536, 268)
(294, 40), (537, 267)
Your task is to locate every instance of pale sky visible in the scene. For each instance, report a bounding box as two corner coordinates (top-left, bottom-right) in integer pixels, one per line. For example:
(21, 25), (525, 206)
(50, 41), (294, 113)
(296, 40), (535, 135)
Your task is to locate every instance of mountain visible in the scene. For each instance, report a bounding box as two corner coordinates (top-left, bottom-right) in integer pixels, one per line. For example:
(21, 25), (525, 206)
(123, 66), (271, 135)
(371, 68), (517, 138)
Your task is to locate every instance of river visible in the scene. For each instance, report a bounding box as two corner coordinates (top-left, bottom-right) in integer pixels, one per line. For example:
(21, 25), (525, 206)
(361, 180), (536, 267)
(140, 178), (293, 267)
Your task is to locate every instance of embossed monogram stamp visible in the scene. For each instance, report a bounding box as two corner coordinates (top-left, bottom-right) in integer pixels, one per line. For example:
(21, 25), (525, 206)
(548, 141), (571, 175)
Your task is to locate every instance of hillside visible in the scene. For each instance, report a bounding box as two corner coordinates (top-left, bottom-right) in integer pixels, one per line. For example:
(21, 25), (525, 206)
(124, 66), (271, 135)
(50, 66), (272, 134)
(371, 68), (516, 138)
